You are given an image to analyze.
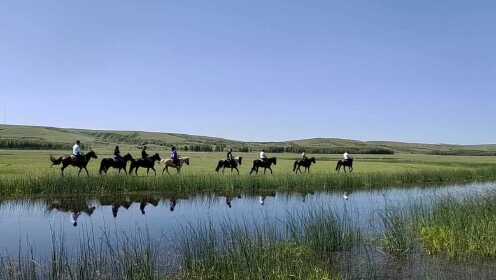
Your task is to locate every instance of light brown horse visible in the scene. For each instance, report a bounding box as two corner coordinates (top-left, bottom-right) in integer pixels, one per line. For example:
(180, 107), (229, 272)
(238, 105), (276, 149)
(161, 157), (190, 174)
(50, 151), (98, 176)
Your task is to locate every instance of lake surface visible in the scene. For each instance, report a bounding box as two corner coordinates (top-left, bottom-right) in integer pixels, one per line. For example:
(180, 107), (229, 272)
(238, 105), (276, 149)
(1, 182), (495, 257)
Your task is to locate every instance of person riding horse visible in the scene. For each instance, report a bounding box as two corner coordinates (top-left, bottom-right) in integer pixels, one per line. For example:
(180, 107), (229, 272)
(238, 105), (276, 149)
(343, 151), (353, 163)
(227, 148), (234, 164)
(72, 140), (82, 161)
(141, 145), (149, 159)
(171, 146), (179, 166)
(113, 145), (122, 163)
(260, 149), (268, 163)
(301, 152), (308, 160)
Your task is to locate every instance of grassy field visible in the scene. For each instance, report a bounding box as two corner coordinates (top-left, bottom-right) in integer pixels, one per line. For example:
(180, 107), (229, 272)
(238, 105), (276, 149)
(1, 149), (496, 197)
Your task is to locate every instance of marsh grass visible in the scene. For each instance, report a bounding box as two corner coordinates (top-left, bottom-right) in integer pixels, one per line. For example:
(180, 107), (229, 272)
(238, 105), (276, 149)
(418, 193), (496, 260)
(0, 208), (360, 280)
(178, 208), (360, 280)
(2, 166), (496, 197)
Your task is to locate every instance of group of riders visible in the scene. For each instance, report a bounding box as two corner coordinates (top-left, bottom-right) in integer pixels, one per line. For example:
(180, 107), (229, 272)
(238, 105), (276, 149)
(69, 140), (354, 173)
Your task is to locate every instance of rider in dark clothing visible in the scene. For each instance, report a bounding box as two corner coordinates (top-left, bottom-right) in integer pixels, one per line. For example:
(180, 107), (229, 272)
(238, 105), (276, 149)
(141, 146), (148, 159)
(113, 145), (121, 161)
(226, 148), (234, 163)
(171, 146), (179, 166)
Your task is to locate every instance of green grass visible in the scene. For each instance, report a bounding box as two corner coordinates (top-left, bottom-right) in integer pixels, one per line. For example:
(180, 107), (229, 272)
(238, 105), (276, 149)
(418, 194), (496, 260)
(4, 123), (496, 155)
(2, 150), (496, 197)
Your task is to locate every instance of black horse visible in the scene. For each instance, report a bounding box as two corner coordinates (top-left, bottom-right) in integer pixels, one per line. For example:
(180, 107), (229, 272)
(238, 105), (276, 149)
(99, 153), (134, 175)
(50, 150), (98, 176)
(336, 159), (353, 173)
(129, 153), (161, 176)
(215, 157), (243, 174)
(249, 157), (277, 175)
(293, 157), (316, 174)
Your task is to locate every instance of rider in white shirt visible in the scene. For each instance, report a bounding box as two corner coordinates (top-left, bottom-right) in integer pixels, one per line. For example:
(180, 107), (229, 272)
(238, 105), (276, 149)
(343, 151), (352, 161)
(72, 140), (81, 157)
(260, 150), (267, 162)
(301, 152), (307, 160)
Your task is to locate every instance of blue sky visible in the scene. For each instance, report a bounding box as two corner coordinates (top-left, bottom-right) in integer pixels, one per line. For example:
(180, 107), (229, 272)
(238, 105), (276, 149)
(1, 1), (495, 144)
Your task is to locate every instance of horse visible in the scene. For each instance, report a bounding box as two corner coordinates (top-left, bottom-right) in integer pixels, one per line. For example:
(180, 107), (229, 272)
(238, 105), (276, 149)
(249, 157), (277, 175)
(215, 156), (243, 174)
(161, 157), (190, 174)
(50, 150), (98, 176)
(129, 153), (161, 176)
(99, 153), (134, 175)
(293, 157), (316, 174)
(336, 159), (354, 173)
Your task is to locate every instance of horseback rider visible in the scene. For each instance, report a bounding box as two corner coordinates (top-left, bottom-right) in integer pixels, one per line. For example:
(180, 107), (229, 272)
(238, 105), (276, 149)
(171, 146), (180, 166)
(260, 149), (268, 163)
(301, 152), (308, 161)
(141, 145), (149, 159)
(113, 145), (122, 162)
(72, 140), (82, 161)
(226, 148), (234, 164)
(343, 151), (353, 163)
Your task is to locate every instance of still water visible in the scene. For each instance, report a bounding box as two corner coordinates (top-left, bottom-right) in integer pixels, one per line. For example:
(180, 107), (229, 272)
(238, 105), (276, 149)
(1, 182), (494, 257)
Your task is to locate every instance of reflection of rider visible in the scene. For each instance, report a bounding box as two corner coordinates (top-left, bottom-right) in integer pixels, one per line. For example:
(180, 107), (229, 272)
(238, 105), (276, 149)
(171, 146), (179, 166)
(141, 146), (149, 159)
(169, 198), (177, 212)
(71, 212), (81, 227)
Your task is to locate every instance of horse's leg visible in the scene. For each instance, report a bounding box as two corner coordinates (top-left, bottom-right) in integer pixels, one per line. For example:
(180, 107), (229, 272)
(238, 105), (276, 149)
(147, 168), (150, 176)
(263, 168), (266, 174)
(61, 164), (67, 176)
(162, 167), (166, 175)
(78, 168), (82, 176)
(269, 167), (273, 174)
(235, 167), (239, 175)
(166, 166), (170, 174)
(152, 167), (156, 176)
(85, 167), (89, 177)
(176, 167), (180, 174)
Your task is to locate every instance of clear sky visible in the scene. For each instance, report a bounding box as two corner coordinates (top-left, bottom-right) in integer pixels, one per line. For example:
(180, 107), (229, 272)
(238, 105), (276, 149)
(1, 1), (495, 144)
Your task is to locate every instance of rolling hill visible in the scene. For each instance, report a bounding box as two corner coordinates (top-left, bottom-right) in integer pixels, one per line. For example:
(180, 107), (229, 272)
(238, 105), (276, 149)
(1, 124), (496, 155)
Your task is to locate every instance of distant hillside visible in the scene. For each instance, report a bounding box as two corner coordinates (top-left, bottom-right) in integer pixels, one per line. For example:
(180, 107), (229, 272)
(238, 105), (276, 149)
(1, 124), (496, 155)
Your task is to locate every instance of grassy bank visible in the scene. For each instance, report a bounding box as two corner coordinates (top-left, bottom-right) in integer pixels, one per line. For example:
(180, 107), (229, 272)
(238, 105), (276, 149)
(2, 166), (496, 197)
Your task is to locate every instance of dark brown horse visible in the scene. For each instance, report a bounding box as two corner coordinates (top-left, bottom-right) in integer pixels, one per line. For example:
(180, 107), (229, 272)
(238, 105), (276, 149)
(293, 157), (316, 174)
(216, 156), (243, 174)
(336, 159), (353, 173)
(250, 157), (277, 175)
(129, 153), (161, 176)
(99, 153), (134, 175)
(50, 151), (98, 176)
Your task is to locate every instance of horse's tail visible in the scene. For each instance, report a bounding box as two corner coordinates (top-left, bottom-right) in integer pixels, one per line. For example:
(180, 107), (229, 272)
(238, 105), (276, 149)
(293, 160), (298, 172)
(50, 156), (63, 166)
(335, 160), (341, 171)
(215, 161), (223, 172)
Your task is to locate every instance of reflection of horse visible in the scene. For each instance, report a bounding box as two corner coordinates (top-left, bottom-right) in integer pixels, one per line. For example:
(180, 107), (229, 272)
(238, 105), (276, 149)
(99, 153), (134, 175)
(293, 157), (316, 174)
(139, 198), (159, 215)
(47, 198), (96, 226)
(129, 153), (161, 176)
(336, 159), (354, 173)
(161, 157), (190, 174)
(249, 157), (277, 175)
(50, 151), (98, 176)
(216, 157), (243, 174)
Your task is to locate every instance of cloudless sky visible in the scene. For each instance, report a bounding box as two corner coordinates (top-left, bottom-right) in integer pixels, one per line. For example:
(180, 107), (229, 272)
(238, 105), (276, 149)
(1, 0), (495, 144)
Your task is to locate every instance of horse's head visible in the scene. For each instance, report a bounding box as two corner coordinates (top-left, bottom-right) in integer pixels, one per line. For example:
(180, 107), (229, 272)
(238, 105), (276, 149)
(271, 157), (277, 165)
(152, 153), (161, 161)
(123, 153), (133, 161)
(311, 157), (316, 163)
(88, 150), (98, 159)
(184, 158), (190, 165)
(237, 156), (243, 165)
